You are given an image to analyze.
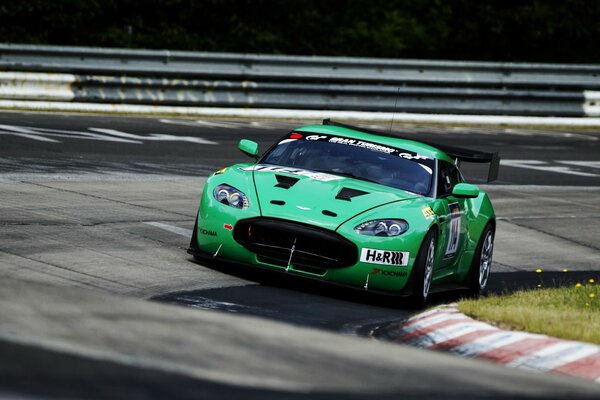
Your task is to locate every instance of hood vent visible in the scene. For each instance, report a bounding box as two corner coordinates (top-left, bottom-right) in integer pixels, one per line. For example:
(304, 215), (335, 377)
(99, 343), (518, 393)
(335, 188), (369, 201)
(275, 175), (300, 189)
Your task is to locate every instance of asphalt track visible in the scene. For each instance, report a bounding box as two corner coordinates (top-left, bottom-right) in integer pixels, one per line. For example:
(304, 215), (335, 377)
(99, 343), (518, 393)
(1, 111), (600, 399)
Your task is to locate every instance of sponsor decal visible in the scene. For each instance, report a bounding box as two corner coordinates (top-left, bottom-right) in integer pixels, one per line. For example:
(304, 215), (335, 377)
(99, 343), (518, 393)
(306, 135), (327, 141)
(421, 206), (435, 219)
(360, 248), (409, 266)
(199, 228), (217, 237)
(399, 152), (431, 161)
(289, 132), (303, 139)
(329, 136), (396, 154)
(371, 268), (408, 277)
(223, 224), (233, 231)
(241, 165), (343, 182)
(444, 203), (461, 257)
(214, 167), (227, 175)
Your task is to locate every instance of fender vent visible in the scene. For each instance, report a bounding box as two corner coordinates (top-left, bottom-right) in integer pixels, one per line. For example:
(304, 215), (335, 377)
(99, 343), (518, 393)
(335, 188), (369, 201)
(270, 200), (286, 205)
(275, 175), (300, 189)
(322, 210), (337, 217)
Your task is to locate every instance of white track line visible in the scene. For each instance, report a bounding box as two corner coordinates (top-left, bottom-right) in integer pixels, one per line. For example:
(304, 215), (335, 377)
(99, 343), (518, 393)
(145, 221), (192, 238)
(502, 160), (600, 178)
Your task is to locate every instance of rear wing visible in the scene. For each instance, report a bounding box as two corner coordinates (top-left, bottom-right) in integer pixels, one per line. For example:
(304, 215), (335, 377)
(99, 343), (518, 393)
(322, 119), (500, 182)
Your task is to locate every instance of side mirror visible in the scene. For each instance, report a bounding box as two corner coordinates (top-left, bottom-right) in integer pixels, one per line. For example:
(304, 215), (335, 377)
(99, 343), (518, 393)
(238, 139), (259, 159)
(452, 183), (480, 199)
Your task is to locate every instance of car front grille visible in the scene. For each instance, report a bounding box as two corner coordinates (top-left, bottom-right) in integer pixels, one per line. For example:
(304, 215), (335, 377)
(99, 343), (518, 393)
(233, 218), (357, 270)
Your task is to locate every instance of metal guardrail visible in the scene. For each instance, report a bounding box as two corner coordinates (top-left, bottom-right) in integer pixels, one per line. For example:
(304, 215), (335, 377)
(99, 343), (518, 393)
(1, 43), (599, 116)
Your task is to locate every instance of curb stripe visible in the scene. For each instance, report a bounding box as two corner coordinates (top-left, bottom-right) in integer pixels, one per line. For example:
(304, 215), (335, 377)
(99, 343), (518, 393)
(387, 304), (600, 384)
(396, 317), (474, 342)
(398, 312), (466, 333)
(532, 343), (600, 372)
(508, 342), (600, 371)
(552, 352), (600, 380)
(429, 329), (499, 351)
(401, 306), (459, 324)
(450, 331), (534, 358)
(415, 322), (497, 348)
(478, 337), (561, 364)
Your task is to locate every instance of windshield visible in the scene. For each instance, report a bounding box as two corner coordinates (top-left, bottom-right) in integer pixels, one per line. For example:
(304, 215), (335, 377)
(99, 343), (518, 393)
(261, 132), (435, 195)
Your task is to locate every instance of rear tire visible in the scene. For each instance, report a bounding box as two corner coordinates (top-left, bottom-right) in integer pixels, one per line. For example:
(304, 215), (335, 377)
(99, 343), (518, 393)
(408, 230), (437, 309)
(467, 223), (494, 297)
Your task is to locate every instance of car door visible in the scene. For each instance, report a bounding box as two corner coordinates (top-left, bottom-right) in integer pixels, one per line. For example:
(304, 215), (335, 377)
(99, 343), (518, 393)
(435, 160), (468, 271)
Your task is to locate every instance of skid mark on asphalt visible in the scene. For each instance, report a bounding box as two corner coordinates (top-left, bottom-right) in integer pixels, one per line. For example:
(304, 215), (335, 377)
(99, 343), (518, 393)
(0, 247), (139, 290)
(22, 181), (192, 217)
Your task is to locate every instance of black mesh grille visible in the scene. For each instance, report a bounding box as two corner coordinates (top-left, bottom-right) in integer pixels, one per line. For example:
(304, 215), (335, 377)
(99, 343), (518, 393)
(234, 218), (358, 269)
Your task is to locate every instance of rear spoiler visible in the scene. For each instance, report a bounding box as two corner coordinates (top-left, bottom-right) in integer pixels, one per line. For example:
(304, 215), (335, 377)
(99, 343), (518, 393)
(322, 119), (500, 182)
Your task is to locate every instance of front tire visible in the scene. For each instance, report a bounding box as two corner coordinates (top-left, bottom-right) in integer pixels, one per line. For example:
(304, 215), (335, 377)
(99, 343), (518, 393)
(408, 230), (437, 308)
(467, 223), (494, 297)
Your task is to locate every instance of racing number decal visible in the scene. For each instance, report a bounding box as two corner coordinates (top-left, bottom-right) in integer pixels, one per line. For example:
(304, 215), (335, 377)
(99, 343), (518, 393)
(444, 203), (461, 258)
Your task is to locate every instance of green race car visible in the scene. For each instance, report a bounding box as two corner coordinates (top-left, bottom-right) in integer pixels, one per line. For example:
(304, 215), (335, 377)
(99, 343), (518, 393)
(189, 120), (499, 306)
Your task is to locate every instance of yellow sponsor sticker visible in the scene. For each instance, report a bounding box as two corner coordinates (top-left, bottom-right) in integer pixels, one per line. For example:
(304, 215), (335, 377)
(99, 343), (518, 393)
(214, 167), (227, 175)
(421, 206), (435, 219)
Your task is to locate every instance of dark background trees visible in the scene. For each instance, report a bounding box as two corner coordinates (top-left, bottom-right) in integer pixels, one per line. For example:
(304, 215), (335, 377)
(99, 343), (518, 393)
(1, 0), (598, 62)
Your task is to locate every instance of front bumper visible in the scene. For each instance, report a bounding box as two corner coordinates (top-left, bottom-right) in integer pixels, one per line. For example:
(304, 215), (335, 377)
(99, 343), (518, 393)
(193, 214), (421, 294)
(187, 244), (414, 297)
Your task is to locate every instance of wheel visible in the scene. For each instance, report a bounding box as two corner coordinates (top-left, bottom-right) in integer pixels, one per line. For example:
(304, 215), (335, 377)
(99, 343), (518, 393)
(408, 229), (437, 308)
(468, 223), (494, 296)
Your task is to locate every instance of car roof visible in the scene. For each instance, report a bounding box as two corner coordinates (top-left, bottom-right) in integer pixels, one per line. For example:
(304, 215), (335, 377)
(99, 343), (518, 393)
(295, 124), (455, 164)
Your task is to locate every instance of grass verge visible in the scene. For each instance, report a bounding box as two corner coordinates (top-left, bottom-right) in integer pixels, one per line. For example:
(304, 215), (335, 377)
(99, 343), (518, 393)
(458, 279), (600, 345)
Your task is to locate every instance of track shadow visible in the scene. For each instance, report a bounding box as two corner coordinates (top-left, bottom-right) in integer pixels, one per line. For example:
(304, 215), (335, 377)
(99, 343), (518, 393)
(178, 255), (411, 309)
(153, 257), (415, 334)
(155, 256), (599, 335)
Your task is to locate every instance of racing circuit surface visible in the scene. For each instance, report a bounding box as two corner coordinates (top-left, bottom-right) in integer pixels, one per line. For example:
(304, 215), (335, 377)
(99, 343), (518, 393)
(2, 111), (600, 398)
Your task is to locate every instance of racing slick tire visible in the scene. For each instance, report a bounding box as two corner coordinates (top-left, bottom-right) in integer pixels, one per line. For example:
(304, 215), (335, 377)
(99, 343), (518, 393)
(467, 223), (495, 297)
(408, 229), (437, 309)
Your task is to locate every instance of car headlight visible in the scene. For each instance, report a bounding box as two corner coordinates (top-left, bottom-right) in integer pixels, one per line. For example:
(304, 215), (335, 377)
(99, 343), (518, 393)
(213, 184), (249, 209)
(354, 219), (409, 236)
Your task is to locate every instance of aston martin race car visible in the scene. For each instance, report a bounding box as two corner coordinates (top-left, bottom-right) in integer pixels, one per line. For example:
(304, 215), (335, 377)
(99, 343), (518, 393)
(189, 119), (499, 306)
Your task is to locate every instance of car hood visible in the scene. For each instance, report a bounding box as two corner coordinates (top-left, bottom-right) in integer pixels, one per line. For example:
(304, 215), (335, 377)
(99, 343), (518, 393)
(247, 165), (420, 231)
